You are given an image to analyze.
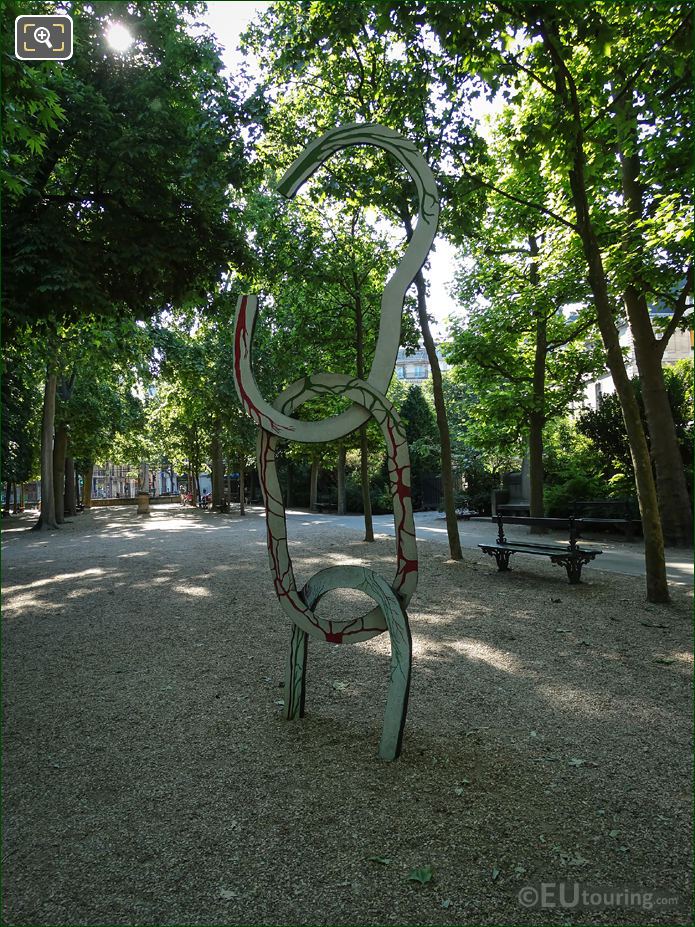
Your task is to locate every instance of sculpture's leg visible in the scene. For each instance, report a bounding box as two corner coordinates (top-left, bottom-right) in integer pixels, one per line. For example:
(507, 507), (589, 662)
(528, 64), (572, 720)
(378, 598), (412, 762)
(301, 566), (413, 762)
(284, 623), (308, 720)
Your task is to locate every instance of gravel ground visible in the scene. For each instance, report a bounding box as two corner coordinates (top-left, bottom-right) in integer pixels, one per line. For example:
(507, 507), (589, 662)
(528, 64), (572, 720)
(2, 504), (692, 926)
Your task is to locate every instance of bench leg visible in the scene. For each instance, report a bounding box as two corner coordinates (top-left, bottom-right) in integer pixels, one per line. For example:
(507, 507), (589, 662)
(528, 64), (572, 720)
(550, 554), (591, 584)
(564, 560), (583, 584)
(494, 550), (512, 572)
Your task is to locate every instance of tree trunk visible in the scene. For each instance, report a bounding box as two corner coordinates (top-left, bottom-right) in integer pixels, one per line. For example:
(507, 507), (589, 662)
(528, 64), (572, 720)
(412, 268), (463, 559)
(83, 463), (94, 508)
(286, 460), (293, 508)
(309, 457), (320, 512)
(12, 482), (18, 514)
(226, 459), (233, 507)
(52, 422), (68, 525)
(354, 283), (374, 542)
(337, 444), (346, 515)
(20, 482), (25, 512)
(399, 206), (462, 559)
(75, 469), (80, 506)
(614, 91), (692, 546)
(529, 236), (547, 532)
(34, 369), (58, 530)
(140, 460), (150, 496)
(3, 482), (10, 515)
(211, 430), (224, 510)
(539, 19), (668, 601)
(64, 455), (76, 517)
(359, 425), (374, 540)
(239, 457), (246, 516)
(632, 338), (692, 546)
(247, 467), (255, 506)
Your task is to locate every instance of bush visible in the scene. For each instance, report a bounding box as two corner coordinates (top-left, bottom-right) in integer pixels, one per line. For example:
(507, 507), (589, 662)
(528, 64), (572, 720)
(344, 472), (393, 514)
(371, 486), (393, 514)
(544, 473), (612, 517)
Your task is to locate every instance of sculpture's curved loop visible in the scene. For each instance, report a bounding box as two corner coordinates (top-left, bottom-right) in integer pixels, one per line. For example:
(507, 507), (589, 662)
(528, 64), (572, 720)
(233, 123), (439, 442)
(257, 374), (417, 643)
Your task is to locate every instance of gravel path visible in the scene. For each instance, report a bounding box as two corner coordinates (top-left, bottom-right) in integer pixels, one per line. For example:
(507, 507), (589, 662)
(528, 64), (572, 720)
(2, 505), (692, 925)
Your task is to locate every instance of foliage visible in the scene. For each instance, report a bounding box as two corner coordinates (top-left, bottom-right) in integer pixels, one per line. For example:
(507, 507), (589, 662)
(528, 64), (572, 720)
(2, 0), (255, 335)
(1, 333), (43, 484)
(444, 106), (604, 460)
(399, 385), (439, 509)
(577, 361), (694, 491)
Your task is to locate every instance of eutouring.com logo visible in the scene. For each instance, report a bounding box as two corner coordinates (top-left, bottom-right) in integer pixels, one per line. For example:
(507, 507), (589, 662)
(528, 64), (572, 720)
(517, 882), (681, 912)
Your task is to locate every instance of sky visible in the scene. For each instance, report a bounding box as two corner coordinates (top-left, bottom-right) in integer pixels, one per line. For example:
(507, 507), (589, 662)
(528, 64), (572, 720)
(200, 1), (463, 335)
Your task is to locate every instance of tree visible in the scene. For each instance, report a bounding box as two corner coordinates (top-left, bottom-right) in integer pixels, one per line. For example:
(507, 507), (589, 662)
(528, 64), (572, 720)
(445, 111), (604, 521)
(577, 362), (694, 500)
(243, 0), (490, 558)
(237, 190), (415, 534)
(413, 0), (692, 595)
(398, 385), (439, 510)
(2, 1), (255, 529)
(1, 332), (42, 508)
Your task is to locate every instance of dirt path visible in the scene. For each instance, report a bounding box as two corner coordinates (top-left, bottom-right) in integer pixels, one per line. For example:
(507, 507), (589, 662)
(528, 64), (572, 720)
(2, 505), (692, 925)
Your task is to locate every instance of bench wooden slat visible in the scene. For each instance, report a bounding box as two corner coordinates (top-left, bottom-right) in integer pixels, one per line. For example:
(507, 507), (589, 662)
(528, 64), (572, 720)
(480, 542), (601, 558)
(490, 515), (572, 528)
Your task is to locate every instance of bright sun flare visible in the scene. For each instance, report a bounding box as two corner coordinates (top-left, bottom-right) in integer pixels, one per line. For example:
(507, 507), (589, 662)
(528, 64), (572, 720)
(105, 23), (133, 53)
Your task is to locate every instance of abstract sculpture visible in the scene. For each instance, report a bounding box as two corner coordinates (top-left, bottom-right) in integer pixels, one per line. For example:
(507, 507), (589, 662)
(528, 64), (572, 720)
(232, 124), (439, 760)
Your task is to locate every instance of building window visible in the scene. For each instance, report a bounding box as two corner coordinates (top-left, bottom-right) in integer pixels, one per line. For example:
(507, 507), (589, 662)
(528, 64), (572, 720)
(413, 366), (426, 379)
(396, 366), (405, 379)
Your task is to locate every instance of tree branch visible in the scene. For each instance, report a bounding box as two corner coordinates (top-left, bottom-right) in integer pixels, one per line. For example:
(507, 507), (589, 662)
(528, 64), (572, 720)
(470, 175), (578, 232)
(656, 262), (694, 358)
(546, 315), (596, 350)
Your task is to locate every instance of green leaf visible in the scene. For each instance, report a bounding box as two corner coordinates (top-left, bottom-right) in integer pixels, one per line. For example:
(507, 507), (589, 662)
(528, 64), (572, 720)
(367, 855), (391, 865)
(407, 865), (433, 884)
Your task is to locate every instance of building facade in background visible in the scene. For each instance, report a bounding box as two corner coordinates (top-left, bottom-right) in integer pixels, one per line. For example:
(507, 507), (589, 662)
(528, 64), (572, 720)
(395, 345), (449, 384)
(583, 317), (692, 410)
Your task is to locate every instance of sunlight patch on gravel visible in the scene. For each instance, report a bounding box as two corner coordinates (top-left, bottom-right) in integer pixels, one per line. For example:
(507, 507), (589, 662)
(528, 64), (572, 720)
(172, 584), (212, 597)
(2, 566), (106, 594)
(443, 638), (522, 673)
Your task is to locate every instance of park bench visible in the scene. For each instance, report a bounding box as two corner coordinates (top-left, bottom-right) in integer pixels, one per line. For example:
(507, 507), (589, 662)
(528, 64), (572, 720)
(497, 502), (530, 517)
(311, 493), (334, 514)
(479, 515), (602, 584)
(571, 499), (641, 540)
